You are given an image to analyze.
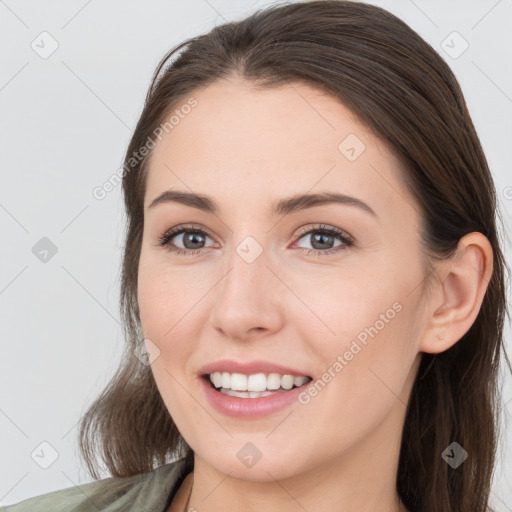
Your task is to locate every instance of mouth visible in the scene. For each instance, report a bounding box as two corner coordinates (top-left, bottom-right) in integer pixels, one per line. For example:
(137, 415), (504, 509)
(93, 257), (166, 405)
(202, 372), (313, 399)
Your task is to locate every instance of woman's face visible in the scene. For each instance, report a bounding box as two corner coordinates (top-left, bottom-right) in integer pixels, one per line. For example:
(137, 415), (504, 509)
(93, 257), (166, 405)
(138, 77), (426, 482)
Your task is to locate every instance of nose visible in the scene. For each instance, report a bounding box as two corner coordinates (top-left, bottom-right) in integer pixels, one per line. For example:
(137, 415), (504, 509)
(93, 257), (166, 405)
(209, 240), (284, 341)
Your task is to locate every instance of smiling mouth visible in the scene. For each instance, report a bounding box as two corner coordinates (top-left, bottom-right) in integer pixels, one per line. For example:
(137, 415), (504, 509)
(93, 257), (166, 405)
(202, 373), (313, 399)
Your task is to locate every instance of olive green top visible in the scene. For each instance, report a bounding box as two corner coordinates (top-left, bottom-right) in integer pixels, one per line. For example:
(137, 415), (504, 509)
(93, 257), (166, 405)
(1, 457), (192, 512)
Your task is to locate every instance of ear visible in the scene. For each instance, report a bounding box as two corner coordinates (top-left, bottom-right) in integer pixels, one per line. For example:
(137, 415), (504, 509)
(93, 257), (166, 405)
(419, 232), (493, 354)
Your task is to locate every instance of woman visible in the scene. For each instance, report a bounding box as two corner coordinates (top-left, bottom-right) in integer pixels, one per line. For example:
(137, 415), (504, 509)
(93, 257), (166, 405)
(3, 1), (509, 511)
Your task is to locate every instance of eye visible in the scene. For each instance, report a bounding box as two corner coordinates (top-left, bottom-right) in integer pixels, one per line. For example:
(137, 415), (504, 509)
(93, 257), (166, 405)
(156, 224), (216, 256)
(293, 224), (354, 256)
(156, 223), (354, 257)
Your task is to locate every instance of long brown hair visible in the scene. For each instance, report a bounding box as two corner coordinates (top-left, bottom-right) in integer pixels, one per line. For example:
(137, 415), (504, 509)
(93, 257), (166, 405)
(78, 1), (511, 510)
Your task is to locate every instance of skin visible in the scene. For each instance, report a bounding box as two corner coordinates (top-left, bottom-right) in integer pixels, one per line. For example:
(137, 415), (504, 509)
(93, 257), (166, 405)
(136, 77), (493, 512)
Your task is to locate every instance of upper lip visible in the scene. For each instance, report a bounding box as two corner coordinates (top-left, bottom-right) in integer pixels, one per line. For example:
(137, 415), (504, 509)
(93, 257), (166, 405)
(198, 359), (311, 378)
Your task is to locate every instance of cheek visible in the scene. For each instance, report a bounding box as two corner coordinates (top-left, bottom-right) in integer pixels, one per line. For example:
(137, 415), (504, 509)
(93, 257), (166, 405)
(137, 260), (202, 430)
(293, 263), (418, 408)
(137, 255), (210, 380)
(282, 264), (403, 352)
(312, 291), (411, 396)
(137, 253), (193, 338)
(295, 306), (415, 453)
(311, 245), (424, 364)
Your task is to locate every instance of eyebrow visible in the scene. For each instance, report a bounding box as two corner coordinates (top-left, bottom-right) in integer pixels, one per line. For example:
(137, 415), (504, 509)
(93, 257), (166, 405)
(147, 190), (377, 217)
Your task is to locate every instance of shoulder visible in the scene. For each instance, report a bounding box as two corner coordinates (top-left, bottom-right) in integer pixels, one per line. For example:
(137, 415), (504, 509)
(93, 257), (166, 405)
(0, 457), (191, 512)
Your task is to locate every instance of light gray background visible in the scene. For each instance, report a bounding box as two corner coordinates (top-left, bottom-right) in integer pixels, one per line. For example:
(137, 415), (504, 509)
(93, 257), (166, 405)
(1, 0), (511, 509)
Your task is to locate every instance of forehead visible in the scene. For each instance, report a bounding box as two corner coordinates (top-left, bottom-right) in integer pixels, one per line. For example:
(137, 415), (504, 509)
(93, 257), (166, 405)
(144, 77), (416, 226)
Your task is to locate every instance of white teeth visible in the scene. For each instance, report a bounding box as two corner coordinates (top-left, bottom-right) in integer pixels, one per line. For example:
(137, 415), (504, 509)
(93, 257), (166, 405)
(208, 371), (310, 392)
(212, 372), (223, 388)
(267, 373), (281, 390)
(281, 375), (295, 390)
(247, 373), (267, 392)
(230, 373), (247, 391)
(221, 389), (283, 398)
(294, 376), (309, 387)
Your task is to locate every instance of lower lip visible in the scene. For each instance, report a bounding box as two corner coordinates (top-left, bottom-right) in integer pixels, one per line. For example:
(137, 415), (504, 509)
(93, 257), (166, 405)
(199, 376), (309, 419)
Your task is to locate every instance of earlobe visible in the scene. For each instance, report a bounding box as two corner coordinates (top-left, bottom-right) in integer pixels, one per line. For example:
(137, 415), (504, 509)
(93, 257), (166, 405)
(419, 232), (493, 355)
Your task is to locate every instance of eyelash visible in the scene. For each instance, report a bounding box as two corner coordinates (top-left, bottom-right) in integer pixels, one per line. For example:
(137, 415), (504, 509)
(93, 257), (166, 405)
(156, 223), (354, 257)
